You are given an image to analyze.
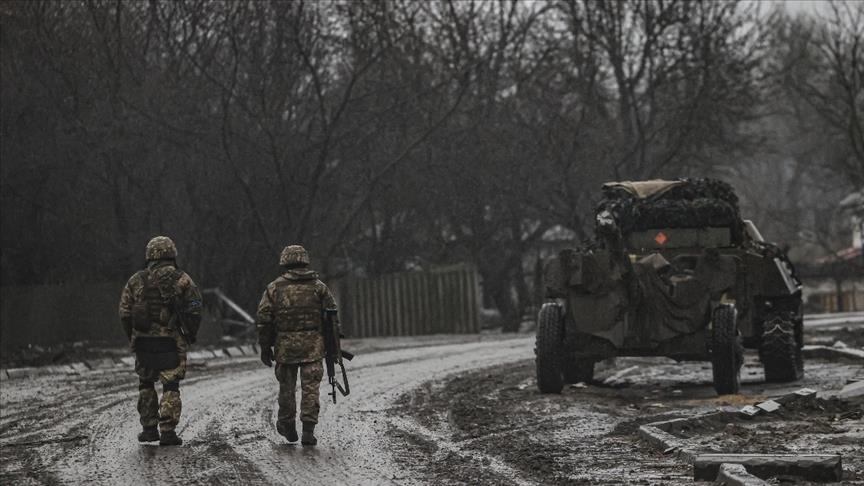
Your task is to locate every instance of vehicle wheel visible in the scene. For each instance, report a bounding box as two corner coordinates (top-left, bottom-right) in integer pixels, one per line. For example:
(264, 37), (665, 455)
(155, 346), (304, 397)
(562, 353), (594, 384)
(535, 302), (564, 393)
(760, 315), (804, 382)
(711, 304), (743, 395)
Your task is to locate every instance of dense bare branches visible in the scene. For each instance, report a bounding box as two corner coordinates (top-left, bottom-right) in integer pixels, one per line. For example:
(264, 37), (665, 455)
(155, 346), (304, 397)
(780, 1), (864, 187)
(1, 0), (856, 327)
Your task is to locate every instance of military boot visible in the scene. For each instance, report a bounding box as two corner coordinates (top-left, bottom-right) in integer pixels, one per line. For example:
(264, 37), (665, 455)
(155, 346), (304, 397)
(159, 430), (183, 446)
(277, 421), (299, 442)
(137, 426), (159, 443)
(301, 422), (317, 446)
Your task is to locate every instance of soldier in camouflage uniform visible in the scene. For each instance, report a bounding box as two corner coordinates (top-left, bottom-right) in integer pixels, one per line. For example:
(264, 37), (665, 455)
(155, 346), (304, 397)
(119, 236), (202, 446)
(257, 245), (337, 446)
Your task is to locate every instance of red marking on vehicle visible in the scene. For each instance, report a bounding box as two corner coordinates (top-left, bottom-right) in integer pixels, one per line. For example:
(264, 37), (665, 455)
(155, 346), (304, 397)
(654, 232), (668, 245)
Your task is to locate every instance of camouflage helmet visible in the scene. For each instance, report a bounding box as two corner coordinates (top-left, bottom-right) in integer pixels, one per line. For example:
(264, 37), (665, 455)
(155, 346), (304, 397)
(279, 245), (310, 267)
(145, 236), (178, 261)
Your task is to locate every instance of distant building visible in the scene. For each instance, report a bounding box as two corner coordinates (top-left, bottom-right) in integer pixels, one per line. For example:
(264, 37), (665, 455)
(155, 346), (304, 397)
(802, 190), (864, 313)
(839, 190), (863, 253)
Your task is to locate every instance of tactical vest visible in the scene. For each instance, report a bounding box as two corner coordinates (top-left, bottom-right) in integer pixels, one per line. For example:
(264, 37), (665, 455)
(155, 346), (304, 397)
(132, 268), (182, 332)
(270, 279), (322, 333)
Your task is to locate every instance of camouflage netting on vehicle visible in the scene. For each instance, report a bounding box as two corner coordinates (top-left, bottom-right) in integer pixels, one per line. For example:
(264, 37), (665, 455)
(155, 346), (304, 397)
(596, 178), (744, 240)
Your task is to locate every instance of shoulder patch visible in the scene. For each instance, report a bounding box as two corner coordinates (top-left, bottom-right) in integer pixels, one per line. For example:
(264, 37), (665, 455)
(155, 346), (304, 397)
(177, 272), (194, 287)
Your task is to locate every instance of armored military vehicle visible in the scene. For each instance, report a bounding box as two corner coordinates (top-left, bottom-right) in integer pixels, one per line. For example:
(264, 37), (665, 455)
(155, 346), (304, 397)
(536, 179), (803, 395)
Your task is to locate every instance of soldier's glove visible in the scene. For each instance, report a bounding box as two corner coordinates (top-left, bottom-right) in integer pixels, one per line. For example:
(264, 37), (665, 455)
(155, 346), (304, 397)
(260, 346), (274, 367)
(121, 316), (133, 341)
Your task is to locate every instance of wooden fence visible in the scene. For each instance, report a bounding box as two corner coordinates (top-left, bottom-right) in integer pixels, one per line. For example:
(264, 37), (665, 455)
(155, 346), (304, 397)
(1, 264), (482, 351)
(336, 264), (481, 338)
(1, 282), (125, 353)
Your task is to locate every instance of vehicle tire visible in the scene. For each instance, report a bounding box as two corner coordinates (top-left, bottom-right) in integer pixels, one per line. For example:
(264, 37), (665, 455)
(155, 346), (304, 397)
(562, 354), (595, 384)
(711, 304), (743, 395)
(535, 302), (564, 393)
(760, 315), (804, 383)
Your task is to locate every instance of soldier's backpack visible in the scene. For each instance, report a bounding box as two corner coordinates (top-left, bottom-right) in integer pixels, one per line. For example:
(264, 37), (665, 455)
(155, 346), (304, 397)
(131, 268), (184, 370)
(131, 268), (183, 332)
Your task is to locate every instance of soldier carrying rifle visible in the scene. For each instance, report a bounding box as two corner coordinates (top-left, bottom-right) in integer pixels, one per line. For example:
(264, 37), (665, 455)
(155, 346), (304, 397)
(256, 245), (350, 446)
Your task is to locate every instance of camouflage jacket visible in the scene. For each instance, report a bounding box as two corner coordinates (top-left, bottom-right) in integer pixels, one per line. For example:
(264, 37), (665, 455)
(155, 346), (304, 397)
(119, 260), (202, 353)
(256, 269), (337, 364)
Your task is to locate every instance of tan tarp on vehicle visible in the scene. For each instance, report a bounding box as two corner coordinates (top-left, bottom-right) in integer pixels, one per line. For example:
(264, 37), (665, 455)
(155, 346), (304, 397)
(602, 180), (685, 199)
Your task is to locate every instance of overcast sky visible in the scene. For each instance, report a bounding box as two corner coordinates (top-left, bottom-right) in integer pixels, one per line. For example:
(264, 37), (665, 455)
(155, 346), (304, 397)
(774, 0), (844, 15)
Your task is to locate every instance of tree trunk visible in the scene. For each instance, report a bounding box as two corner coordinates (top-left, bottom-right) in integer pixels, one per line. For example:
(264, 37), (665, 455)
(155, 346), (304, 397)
(835, 278), (844, 313)
(483, 270), (520, 333)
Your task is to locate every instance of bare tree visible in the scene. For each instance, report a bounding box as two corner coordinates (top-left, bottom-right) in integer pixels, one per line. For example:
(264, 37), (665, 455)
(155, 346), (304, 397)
(780, 1), (864, 188)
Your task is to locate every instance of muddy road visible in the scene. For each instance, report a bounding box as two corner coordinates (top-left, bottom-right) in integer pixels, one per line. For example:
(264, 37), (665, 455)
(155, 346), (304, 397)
(1, 336), (533, 485)
(2, 333), (862, 485)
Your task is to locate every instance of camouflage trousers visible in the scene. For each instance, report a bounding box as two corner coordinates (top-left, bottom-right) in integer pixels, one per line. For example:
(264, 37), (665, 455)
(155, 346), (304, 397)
(136, 357), (186, 433)
(275, 360), (323, 425)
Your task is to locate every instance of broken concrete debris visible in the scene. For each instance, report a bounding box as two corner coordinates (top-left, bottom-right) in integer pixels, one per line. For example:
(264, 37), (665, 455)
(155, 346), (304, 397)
(754, 399), (780, 413)
(715, 463), (770, 486)
(802, 344), (864, 362)
(739, 405), (761, 418)
(837, 380), (864, 399)
(693, 454), (842, 482)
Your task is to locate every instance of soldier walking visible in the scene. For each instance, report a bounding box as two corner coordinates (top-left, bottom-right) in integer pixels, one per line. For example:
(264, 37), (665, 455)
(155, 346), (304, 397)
(118, 236), (202, 446)
(257, 245), (338, 446)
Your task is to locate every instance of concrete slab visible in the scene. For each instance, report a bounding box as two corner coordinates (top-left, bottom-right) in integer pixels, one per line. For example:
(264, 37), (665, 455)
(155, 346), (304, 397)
(68, 362), (90, 373)
(802, 345), (864, 362)
(792, 387), (817, 400)
(637, 424), (697, 462)
(6, 368), (36, 379)
(119, 356), (135, 367)
(739, 405), (761, 418)
(602, 365), (639, 385)
(188, 351), (211, 361)
(693, 454), (842, 482)
(755, 399), (781, 413)
(837, 380), (864, 399)
(716, 463), (770, 486)
(87, 358), (119, 369)
(44, 365), (69, 375)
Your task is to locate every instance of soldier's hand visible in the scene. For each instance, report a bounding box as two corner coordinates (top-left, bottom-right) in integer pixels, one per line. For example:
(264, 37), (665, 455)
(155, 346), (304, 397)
(260, 346), (273, 367)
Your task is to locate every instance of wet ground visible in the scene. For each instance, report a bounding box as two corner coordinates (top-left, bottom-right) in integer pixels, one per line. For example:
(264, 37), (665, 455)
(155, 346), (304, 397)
(1, 335), (532, 485)
(388, 352), (863, 485)
(1, 330), (862, 485)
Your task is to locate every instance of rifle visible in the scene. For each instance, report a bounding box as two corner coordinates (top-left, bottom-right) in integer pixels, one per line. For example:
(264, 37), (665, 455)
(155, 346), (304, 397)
(322, 308), (354, 403)
(168, 297), (193, 345)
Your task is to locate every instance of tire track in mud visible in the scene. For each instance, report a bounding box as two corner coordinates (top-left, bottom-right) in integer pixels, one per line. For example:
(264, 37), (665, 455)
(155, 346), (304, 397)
(388, 359), (697, 485)
(215, 338), (537, 486)
(1, 337), (534, 485)
(389, 354), (864, 485)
